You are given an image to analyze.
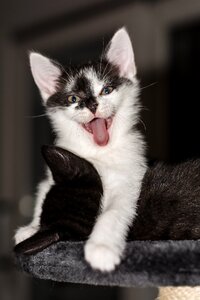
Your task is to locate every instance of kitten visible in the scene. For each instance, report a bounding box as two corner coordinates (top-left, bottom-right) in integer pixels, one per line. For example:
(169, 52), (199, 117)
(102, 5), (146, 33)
(14, 146), (200, 256)
(14, 28), (146, 271)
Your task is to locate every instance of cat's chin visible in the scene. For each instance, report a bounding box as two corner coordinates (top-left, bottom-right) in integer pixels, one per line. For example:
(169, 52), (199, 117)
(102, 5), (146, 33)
(82, 117), (113, 146)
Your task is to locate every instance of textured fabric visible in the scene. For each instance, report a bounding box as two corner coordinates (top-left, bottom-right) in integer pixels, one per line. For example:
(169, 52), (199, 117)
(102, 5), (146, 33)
(15, 240), (200, 287)
(157, 287), (200, 300)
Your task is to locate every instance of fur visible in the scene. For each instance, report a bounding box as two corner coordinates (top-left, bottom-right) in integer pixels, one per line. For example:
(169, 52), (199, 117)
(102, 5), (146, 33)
(130, 159), (200, 240)
(14, 145), (102, 254)
(14, 147), (200, 257)
(14, 28), (146, 271)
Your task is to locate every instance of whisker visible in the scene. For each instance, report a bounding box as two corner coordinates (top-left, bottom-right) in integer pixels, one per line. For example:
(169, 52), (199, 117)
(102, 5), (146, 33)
(102, 66), (115, 81)
(140, 82), (157, 91)
(99, 38), (105, 76)
(115, 110), (147, 131)
(25, 113), (47, 119)
(102, 60), (110, 79)
(138, 118), (147, 131)
(59, 63), (72, 79)
(102, 60), (118, 82)
(140, 105), (150, 112)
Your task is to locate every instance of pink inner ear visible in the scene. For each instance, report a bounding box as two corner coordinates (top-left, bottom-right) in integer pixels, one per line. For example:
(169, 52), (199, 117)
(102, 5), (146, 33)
(30, 53), (61, 100)
(37, 72), (59, 96)
(106, 28), (136, 79)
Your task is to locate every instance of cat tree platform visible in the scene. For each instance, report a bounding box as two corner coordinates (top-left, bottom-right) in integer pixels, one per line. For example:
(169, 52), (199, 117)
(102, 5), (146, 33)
(15, 239), (200, 287)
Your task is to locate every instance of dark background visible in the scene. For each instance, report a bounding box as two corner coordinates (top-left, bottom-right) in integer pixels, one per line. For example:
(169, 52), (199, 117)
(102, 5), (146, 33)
(0, 0), (200, 299)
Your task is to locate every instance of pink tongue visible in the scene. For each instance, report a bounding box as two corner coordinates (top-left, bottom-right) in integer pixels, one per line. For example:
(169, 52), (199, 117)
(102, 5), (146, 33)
(90, 118), (109, 146)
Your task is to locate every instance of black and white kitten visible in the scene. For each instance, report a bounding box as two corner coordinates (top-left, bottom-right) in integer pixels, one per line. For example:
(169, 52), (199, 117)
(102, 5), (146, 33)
(14, 146), (200, 256)
(14, 28), (146, 271)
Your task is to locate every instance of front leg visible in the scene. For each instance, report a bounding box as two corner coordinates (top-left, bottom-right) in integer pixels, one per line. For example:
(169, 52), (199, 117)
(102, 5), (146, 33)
(84, 187), (138, 272)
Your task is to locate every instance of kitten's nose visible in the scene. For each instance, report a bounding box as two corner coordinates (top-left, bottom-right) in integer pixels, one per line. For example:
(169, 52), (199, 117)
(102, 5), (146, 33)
(88, 102), (98, 114)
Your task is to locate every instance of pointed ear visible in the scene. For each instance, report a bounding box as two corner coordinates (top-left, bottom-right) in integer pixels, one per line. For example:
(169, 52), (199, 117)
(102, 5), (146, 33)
(41, 145), (96, 183)
(106, 27), (136, 80)
(29, 52), (61, 101)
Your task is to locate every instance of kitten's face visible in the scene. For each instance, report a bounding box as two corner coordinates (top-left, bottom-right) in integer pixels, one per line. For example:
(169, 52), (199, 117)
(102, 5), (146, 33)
(47, 61), (132, 145)
(30, 28), (137, 146)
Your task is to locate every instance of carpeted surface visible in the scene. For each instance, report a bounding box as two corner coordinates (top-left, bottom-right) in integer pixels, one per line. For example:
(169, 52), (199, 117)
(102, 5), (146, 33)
(15, 240), (200, 287)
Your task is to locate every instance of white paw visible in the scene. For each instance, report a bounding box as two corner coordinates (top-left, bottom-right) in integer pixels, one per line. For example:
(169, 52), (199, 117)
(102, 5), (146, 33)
(14, 225), (38, 245)
(84, 241), (121, 272)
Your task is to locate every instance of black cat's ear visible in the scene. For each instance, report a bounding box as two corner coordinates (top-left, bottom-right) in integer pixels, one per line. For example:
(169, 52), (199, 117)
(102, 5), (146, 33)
(41, 145), (96, 183)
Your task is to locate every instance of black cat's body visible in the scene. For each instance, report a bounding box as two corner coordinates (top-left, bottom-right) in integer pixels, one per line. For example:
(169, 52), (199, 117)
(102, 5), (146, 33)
(15, 146), (102, 254)
(40, 146), (102, 241)
(14, 146), (200, 255)
(130, 160), (200, 240)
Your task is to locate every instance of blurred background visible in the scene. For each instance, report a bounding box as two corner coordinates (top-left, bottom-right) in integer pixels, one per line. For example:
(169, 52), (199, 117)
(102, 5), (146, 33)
(0, 0), (200, 299)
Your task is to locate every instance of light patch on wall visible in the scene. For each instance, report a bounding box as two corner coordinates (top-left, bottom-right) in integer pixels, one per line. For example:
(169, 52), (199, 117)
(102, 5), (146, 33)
(19, 194), (33, 218)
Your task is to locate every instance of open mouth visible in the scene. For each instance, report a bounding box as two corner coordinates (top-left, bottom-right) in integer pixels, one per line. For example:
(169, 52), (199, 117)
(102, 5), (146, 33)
(82, 117), (113, 146)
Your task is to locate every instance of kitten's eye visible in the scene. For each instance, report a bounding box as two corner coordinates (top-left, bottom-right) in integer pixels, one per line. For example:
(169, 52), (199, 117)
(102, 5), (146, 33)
(67, 95), (81, 104)
(100, 86), (114, 96)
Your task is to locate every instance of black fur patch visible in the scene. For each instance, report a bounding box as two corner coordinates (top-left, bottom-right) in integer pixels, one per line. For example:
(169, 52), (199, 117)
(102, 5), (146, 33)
(72, 75), (98, 114)
(129, 160), (200, 240)
(14, 146), (103, 255)
(40, 145), (103, 242)
(46, 59), (131, 113)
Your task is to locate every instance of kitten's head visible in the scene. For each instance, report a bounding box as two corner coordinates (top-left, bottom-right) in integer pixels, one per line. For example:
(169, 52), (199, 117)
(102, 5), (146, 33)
(30, 28), (138, 146)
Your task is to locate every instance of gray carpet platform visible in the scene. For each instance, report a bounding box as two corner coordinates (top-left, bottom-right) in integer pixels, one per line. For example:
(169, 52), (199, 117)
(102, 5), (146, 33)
(15, 240), (200, 287)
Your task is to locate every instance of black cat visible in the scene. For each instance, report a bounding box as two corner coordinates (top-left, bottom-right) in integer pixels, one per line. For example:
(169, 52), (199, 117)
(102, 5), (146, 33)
(14, 146), (200, 255)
